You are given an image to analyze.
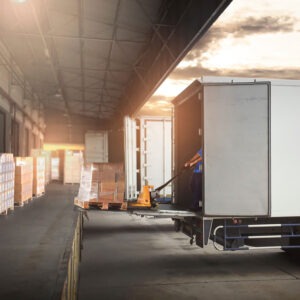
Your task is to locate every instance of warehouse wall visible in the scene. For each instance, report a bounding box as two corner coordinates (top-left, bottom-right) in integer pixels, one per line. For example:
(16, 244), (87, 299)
(0, 41), (45, 155)
(108, 128), (124, 163)
(0, 48), (45, 156)
(0, 91), (11, 153)
(0, 94), (38, 156)
(45, 110), (109, 144)
(5, 109), (11, 152)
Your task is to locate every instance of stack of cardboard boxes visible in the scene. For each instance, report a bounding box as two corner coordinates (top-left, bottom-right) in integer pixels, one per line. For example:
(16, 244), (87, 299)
(92, 163), (125, 207)
(0, 154), (15, 214)
(31, 149), (51, 184)
(75, 163), (125, 209)
(33, 157), (45, 196)
(14, 157), (33, 205)
(51, 157), (60, 181)
(64, 150), (83, 184)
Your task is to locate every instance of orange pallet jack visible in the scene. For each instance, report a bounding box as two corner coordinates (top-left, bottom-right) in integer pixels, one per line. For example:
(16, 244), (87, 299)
(127, 166), (189, 209)
(127, 185), (154, 209)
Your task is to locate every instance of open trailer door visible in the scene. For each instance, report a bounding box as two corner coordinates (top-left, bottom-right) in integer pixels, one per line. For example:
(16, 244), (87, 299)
(138, 117), (172, 202)
(124, 116), (138, 200)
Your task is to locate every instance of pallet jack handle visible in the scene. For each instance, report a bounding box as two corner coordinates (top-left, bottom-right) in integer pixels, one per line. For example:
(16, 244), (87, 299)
(149, 165), (191, 207)
(154, 165), (190, 193)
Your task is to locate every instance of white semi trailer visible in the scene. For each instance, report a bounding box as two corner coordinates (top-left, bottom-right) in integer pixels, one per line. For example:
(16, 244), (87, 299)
(84, 131), (108, 163)
(137, 77), (300, 252)
(124, 116), (172, 203)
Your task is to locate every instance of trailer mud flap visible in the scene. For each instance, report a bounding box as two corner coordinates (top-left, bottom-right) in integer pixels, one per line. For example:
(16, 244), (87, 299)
(196, 219), (213, 248)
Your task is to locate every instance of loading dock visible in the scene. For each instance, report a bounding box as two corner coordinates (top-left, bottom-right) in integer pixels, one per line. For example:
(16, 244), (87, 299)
(0, 183), (79, 299)
(0, 0), (300, 299)
(78, 210), (300, 300)
(2, 189), (299, 300)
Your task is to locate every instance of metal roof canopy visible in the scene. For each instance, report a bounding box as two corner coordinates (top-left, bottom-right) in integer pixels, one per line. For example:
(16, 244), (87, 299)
(0, 0), (232, 127)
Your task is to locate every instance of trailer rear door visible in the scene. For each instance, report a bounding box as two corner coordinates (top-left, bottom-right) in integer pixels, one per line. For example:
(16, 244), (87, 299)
(203, 82), (270, 216)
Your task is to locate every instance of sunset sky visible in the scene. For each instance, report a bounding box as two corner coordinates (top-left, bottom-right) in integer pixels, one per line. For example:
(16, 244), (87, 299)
(139, 0), (300, 115)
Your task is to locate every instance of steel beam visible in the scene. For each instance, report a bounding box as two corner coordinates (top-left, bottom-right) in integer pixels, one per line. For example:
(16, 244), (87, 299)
(113, 0), (232, 126)
(29, 0), (71, 116)
(0, 30), (147, 44)
(98, 0), (121, 117)
(78, 0), (86, 112)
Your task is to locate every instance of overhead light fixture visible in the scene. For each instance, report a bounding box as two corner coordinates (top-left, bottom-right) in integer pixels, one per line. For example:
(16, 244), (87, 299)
(54, 89), (62, 98)
(44, 49), (50, 58)
(11, 0), (28, 3)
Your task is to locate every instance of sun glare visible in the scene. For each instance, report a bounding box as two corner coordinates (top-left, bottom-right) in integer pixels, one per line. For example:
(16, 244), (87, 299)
(153, 78), (190, 97)
(201, 32), (300, 70)
(141, 0), (300, 115)
(11, 0), (28, 3)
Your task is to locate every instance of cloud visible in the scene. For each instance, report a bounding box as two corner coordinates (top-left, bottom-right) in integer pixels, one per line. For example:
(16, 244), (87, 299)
(170, 66), (218, 80)
(228, 16), (295, 36)
(146, 8), (300, 106)
(227, 68), (300, 80)
(171, 14), (300, 81)
(183, 15), (297, 61)
(170, 66), (300, 81)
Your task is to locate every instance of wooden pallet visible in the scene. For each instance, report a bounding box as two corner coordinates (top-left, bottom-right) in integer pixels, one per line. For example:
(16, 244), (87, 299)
(74, 196), (128, 211)
(89, 201), (127, 211)
(33, 192), (45, 198)
(14, 197), (32, 207)
(74, 196), (127, 211)
(74, 198), (90, 209)
(64, 182), (80, 185)
(0, 206), (14, 215)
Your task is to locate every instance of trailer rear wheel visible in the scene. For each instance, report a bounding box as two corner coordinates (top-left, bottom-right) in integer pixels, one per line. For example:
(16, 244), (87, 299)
(174, 219), (181, 232)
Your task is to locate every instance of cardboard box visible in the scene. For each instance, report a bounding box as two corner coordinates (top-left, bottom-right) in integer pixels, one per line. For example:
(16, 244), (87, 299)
(33, 157), (45, 196)
(100, 181), (117, 192)
(14, 157), (33, 204)
(76, 163), (125, 206)
(0, 154), (15, 213)
(31, 149), (51, 184)
(115, 192), (124, 202)
(64, 150), (83, 184)
(98, 191), (115, 202)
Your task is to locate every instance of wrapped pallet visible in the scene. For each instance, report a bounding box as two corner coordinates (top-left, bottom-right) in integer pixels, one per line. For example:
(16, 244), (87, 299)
(51, 157), (60, 180)
(64, 150), (83, 184)
(75, 163), (125, 209)
(14, 157), (33, 205)
(33, 157), (45, 196)
(74, 164), (93, 209)
(31, 149), (51, 184)
(0, 153), (15, 214)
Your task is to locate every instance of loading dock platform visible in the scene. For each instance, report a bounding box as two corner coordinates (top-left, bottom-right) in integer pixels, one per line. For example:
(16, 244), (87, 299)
(0, 183), (79, 300)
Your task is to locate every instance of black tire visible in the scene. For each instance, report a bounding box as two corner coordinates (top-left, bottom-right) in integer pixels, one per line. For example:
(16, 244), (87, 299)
(174, 219), (181, 232)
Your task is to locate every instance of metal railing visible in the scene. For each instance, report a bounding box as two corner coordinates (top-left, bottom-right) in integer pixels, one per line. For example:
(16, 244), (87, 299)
(213, 221), (300, 251)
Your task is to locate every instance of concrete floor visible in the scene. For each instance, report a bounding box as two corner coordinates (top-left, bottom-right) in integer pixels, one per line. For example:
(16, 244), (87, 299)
(79, 211), (300, 300)
(0, 183), (78, 300)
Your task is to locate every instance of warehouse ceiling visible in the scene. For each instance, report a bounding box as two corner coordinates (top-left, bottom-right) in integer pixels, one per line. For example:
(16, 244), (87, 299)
(0, 0), (231, 123)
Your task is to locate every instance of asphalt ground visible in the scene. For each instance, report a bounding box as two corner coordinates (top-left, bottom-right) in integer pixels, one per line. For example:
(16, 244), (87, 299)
(78, 210), (300, 300)
(0, 183), (78, 300)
